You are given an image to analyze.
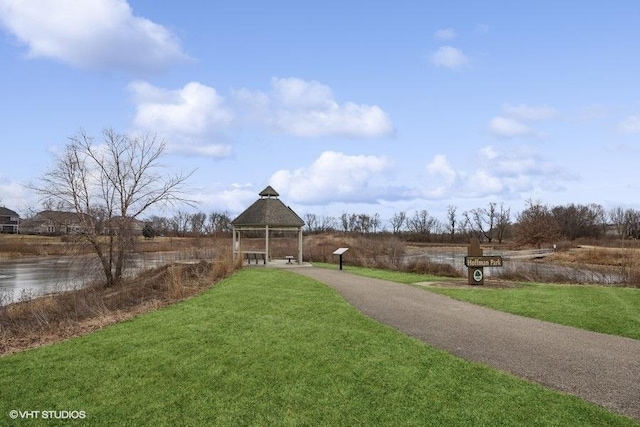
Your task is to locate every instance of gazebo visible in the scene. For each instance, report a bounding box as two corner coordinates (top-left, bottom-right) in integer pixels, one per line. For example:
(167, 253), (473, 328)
(231, 186), (305, 265)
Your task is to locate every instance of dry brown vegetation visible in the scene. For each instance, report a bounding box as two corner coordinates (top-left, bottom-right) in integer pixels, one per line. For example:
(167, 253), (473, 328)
(0, 234), (216, 259)
(0, 240), (241, 356)
(545, 245), (640, 286)
(301, 234), (460, 277)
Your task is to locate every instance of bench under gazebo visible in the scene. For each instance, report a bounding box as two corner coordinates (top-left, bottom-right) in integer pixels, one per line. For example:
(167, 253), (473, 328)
(231, 186), (305, 265)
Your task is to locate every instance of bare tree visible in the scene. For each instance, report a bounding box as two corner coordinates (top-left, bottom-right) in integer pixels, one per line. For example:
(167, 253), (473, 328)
(515, 199), (559, 248)
(609, 206), (627, 239)
(304, 213), (318, 233)
(389, 211), (406, 234)
(470, 203), (497, 243)
(318, 215), (336, 232)
(189, 212), (207, 235)
(623, 208), (640, 239)
(207, 211), (232, 234)
(33, 128), (193, 287)
(407, 209), (437, 240)
(445, 205), (457, 242)
(552, 203), (604, 240)
(495, 203), (511, 243)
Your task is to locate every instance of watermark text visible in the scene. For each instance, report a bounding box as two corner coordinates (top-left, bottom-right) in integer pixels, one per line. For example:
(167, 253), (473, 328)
(9, 410), (86, 420)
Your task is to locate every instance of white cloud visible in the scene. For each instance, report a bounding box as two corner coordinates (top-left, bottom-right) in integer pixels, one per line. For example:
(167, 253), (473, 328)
(503, 104), (558, 121)
(0, 176), (32, 212)
(0, 0), (187, 74)
(431, 46), (469, 70)
(425, 154), (457, 198)
(129, 81), (233, 157)
(269, 151), (401, 204)
(487, 116), (536, 139)
(423, 145), (569, 199)
(488, 103), (557, 139)
(434, 28), (456, 40)
(426, 154), (456, 184)
(192, 183), (257, 214)
(617, 115), (640, 134)
(271, 77), (336, 110)
(235, 77), (395, 138)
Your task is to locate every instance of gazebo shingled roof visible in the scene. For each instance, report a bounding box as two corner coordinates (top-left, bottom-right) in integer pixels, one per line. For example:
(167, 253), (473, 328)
(231, 187), (304, 227)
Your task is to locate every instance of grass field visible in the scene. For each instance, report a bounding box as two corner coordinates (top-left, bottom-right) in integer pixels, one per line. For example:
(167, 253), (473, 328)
(1, 269), (636, 426)
(323, 263), (640, 341)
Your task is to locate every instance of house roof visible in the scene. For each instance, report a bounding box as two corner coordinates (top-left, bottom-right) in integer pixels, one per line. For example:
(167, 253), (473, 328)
(231, 187), (304, 227)
(0, 207), (19, 217)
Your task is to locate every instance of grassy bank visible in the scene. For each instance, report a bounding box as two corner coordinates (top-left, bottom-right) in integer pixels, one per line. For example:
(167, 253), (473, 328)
(425, 283), (640, 340)
(1, 269), (636, 426)
(323, 264), (640, 341)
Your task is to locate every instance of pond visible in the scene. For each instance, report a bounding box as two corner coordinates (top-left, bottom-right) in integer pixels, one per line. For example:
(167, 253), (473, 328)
(0, 251), (212, 305)
(402, 248), (622, 284)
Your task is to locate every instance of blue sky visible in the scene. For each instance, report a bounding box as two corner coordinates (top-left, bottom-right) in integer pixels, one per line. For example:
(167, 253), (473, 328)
(1, 0), (639, 225)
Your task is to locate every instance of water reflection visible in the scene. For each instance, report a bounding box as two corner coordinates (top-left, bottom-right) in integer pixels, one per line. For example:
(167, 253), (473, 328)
(0, 251), (211, 305)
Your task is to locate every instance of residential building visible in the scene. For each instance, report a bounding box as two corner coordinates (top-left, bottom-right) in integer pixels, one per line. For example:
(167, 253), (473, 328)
(0, 207), (20, 233)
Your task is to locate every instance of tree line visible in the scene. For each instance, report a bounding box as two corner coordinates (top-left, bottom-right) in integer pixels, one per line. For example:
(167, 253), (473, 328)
(299, 201), (640, 247)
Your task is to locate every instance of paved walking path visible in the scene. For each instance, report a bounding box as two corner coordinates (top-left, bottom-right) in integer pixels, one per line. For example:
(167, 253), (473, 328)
(292, 267), (640, 421)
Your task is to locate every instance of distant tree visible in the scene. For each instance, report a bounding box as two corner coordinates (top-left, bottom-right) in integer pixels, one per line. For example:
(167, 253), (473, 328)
(552, 203), (603, 240)
(170, 211), (190, 237)
(389, 211), (407, 234)
(445, 205), (457, 242)
(371, 213), (381, 233)
(318, 215), (336, 232)
(609, 206), (627, 238)
(189, 212), (207, 235)
(470, 202), (498, 243)
(340, 212), (350, 232)
(515, 200), (559, 248)
(494, 203), (511, 243)
(142, 224), (155, 239)
(406, 209), (437, 240)
(207, 211), (232, 234)
(304, 213), (318, 233)
(33, 128), (193, 287)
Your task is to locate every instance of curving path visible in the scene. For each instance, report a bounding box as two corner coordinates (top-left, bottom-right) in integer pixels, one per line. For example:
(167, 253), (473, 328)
(292, 267), (640, 421)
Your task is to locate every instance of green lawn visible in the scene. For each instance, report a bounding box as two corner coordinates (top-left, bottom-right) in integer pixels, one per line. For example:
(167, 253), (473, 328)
(319, 263), (640, 341)
(313, 262), (453, 283)
(1, 269), (637, 426)
(425, 283), (640, 340)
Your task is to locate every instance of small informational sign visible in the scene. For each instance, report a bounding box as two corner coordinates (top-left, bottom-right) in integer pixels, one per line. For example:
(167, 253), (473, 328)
(333, 247), (349, 270)
(473, 269), (483, 283)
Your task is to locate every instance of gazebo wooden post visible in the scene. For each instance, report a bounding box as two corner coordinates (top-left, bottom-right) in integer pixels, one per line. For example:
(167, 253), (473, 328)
(265, 225), (270, 265)
(297, 228), (303, 264)
(232, 226), (237, 261)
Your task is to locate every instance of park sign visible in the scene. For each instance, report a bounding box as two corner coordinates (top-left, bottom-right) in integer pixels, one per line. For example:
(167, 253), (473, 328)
(464, 256), (503, 268)
(466, 238), (504, 285)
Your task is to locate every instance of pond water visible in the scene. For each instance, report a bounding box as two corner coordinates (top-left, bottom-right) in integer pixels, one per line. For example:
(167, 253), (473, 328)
(402, 249), (622, 284)
(0, 251), (211, 305)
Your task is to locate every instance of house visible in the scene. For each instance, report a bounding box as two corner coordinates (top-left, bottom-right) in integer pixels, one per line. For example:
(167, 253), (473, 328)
(0, 207), (20, 233)
(103, 216), (146, 235)
(19, 210), (93, 235)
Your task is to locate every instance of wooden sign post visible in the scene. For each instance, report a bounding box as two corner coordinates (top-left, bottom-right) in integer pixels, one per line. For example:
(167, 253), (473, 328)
(466, 238), (484, 285)
(465, 238), (504, 285)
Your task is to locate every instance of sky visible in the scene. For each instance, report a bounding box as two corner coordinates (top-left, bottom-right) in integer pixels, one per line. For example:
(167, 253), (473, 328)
(1, 0), (639, 226)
